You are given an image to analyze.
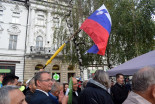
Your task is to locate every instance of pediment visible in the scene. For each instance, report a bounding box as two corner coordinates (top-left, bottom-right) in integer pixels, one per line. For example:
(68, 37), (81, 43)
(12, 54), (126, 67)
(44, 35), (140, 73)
(11, 5), (22, 13)
(35, 29), (45, 36)
(7, 25), (21, 34)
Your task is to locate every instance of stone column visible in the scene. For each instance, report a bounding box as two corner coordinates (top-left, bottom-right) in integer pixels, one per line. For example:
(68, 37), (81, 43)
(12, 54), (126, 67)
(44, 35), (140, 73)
(46, 11), (51, 46)
(29, 8), (35, 46)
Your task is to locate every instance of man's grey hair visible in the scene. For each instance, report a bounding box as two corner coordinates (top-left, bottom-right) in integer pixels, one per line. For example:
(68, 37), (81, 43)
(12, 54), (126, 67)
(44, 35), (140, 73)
(34, 71), (50, 86)
(132, 67), (155, 92)
(50, 82), (60, 93)
(93, 70), (111, 88)
(0, 86), (19, 104)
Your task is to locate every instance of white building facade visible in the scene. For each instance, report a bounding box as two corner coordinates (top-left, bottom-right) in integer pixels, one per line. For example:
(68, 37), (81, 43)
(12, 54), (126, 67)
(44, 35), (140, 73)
(1, 0), (107, 82)
(24, 0), (80, 83)
(0, 0), (28, 81)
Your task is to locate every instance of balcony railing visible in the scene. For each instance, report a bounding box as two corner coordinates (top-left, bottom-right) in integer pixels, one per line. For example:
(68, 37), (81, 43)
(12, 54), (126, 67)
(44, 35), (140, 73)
(30, 46), (56, 55)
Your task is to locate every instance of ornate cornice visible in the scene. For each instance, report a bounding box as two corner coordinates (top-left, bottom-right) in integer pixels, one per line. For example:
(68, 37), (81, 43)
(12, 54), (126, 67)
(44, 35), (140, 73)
(1, 0), (25, 6)
(0, 2), (6, 10)
(35, 29), (45, 36)
(11, 4), (22, 13)
(30, 0), (71, 9)
(7, 25), (21, 35)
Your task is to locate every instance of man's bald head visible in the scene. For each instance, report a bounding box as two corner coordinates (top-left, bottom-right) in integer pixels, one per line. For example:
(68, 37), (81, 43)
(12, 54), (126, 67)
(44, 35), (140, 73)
(132, 67), (155, 104)
(72, 77), (78, 91)
(138, 67), (153, 73)
(132, 67), (155, 92)
(72, 77), (77, 82)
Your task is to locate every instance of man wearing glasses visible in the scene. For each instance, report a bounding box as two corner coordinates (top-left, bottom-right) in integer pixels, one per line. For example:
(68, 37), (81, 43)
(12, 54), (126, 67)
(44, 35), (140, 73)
(29, 71), (54, 104)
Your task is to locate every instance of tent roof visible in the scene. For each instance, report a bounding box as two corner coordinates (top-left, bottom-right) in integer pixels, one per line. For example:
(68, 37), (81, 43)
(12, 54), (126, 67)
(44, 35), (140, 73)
(107, 50), (155, 76)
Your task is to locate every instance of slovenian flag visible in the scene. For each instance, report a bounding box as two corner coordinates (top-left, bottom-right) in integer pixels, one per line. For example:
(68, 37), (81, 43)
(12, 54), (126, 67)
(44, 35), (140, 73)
(80, 4), (112, 55)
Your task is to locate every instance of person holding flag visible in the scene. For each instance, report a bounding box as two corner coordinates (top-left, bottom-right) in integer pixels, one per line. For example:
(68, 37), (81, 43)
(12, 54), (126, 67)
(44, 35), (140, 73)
(67, 77), (80, 104)
(78, 4), (113, 104)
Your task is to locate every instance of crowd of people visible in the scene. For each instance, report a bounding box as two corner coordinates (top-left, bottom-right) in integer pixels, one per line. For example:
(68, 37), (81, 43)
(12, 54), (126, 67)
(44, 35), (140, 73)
(0, 66), (155, 104)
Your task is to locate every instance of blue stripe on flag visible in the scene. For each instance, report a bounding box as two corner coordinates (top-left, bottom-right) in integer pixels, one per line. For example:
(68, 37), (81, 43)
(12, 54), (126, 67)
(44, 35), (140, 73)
(87, 45), (99, 54)
(88, 10), (111, 34)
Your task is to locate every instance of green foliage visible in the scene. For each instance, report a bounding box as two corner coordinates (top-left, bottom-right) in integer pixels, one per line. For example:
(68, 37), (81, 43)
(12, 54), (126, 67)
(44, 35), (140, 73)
(53, 0), (155, 68)
(106, 0), (155, 67)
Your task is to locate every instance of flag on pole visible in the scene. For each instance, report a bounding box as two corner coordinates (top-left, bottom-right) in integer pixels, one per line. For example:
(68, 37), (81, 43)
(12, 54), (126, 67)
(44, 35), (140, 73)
(44, 43), (66, 68)
(68, 77), (73, 104)
(80, 4), (112, 55)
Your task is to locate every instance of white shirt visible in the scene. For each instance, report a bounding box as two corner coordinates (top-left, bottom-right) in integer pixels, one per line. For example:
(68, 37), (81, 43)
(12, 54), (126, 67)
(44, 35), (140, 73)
(75, 91), (78, 96)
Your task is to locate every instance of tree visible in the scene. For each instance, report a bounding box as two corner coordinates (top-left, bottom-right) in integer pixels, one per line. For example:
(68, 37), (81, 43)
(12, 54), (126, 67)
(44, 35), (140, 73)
(106, 0), (155, 68)
(54, 0), (155, 69)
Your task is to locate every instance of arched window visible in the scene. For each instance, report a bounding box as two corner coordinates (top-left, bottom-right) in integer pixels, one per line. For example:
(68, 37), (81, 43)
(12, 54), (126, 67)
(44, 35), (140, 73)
(68, 65), (74, 70)
(35, 64), (43, 70)
(52, 65), (59, 70)
(36, 36), (43, 48)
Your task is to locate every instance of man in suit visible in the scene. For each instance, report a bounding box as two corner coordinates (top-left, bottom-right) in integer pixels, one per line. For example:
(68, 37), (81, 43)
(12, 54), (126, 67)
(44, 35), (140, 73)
(48, 82), (61, 104)
(72, 77), (80, 104)
(25, 77), (36, 103)
(111, 73), (129, 104)
(29, 71), (53, 104)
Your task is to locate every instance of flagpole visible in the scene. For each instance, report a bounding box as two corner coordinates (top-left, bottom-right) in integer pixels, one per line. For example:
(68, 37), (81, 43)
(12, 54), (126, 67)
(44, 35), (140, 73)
(66, 29), (81, 43)
(43, 29), (81, 69)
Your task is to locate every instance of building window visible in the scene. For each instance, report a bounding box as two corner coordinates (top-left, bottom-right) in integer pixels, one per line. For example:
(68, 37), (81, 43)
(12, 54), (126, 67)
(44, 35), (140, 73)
(53, 17), (59, 28)
(0, 10), (3, 22)
(52, 65), (59, 70)
(35, 64), (44, 70)
(12, 16), (19, 24)
(36, 36), (43, 47)
(68, 65), (74, 70)
(0, 10), (3, 15)
(37, 14), (45, 26)
(9, 35), (17, 50)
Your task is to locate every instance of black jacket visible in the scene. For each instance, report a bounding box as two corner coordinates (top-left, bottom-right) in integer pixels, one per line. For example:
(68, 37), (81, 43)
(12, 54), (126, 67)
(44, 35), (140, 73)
(29, 90), (54, 104)
(78, 79), (114, 104)
(25, 90), (34, 104)
(111, 83), (128, 104)
(72, 91), (80, 104)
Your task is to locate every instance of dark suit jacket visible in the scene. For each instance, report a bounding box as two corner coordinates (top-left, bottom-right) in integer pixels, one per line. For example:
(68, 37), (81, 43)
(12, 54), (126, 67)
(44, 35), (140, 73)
(25, 90), (34, 104)
(72, 91), (80, 104)
(29, 90), (54, 104)
(111, 83), (129, 104)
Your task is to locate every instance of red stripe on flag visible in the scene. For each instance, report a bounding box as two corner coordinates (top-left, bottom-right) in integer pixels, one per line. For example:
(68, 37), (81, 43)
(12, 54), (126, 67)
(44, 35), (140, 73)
(80, 19), (109, 55)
